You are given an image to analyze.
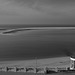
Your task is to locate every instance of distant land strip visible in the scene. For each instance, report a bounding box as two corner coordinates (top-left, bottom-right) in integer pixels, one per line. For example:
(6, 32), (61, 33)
(0, 27), (75, 35)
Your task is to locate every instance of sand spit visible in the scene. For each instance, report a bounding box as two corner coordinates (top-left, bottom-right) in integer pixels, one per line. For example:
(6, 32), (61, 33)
(0, 27), (75, 35)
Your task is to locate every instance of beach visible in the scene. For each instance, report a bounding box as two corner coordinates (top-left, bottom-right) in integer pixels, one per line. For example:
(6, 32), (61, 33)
(0, 72), (75, 75)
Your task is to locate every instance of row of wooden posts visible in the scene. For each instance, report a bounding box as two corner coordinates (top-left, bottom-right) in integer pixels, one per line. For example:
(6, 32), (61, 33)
(0, 66), (69, 74)
(0, 66), (46, 73)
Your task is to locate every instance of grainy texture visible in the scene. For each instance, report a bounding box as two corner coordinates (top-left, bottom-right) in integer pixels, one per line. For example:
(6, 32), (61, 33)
(0, 72), (75, 75)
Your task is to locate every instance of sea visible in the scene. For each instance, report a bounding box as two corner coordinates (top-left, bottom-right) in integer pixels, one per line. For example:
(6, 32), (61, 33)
(0, 24), (75, 61)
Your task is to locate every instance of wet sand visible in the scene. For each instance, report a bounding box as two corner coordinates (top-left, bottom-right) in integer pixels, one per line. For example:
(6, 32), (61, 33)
(0, 72), (44, 75)
(0, 57), (71, 75)
(0, 72), (75, 75)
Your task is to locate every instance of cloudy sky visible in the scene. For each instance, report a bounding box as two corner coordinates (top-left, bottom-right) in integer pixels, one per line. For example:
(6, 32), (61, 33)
(0, 0), (75, 24)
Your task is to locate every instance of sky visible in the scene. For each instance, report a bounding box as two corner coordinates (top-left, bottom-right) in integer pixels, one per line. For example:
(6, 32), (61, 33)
(0, 0), (75, 24)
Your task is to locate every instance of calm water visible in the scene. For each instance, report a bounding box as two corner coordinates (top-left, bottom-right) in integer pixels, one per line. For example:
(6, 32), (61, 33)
(0, 25), (75, 61)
